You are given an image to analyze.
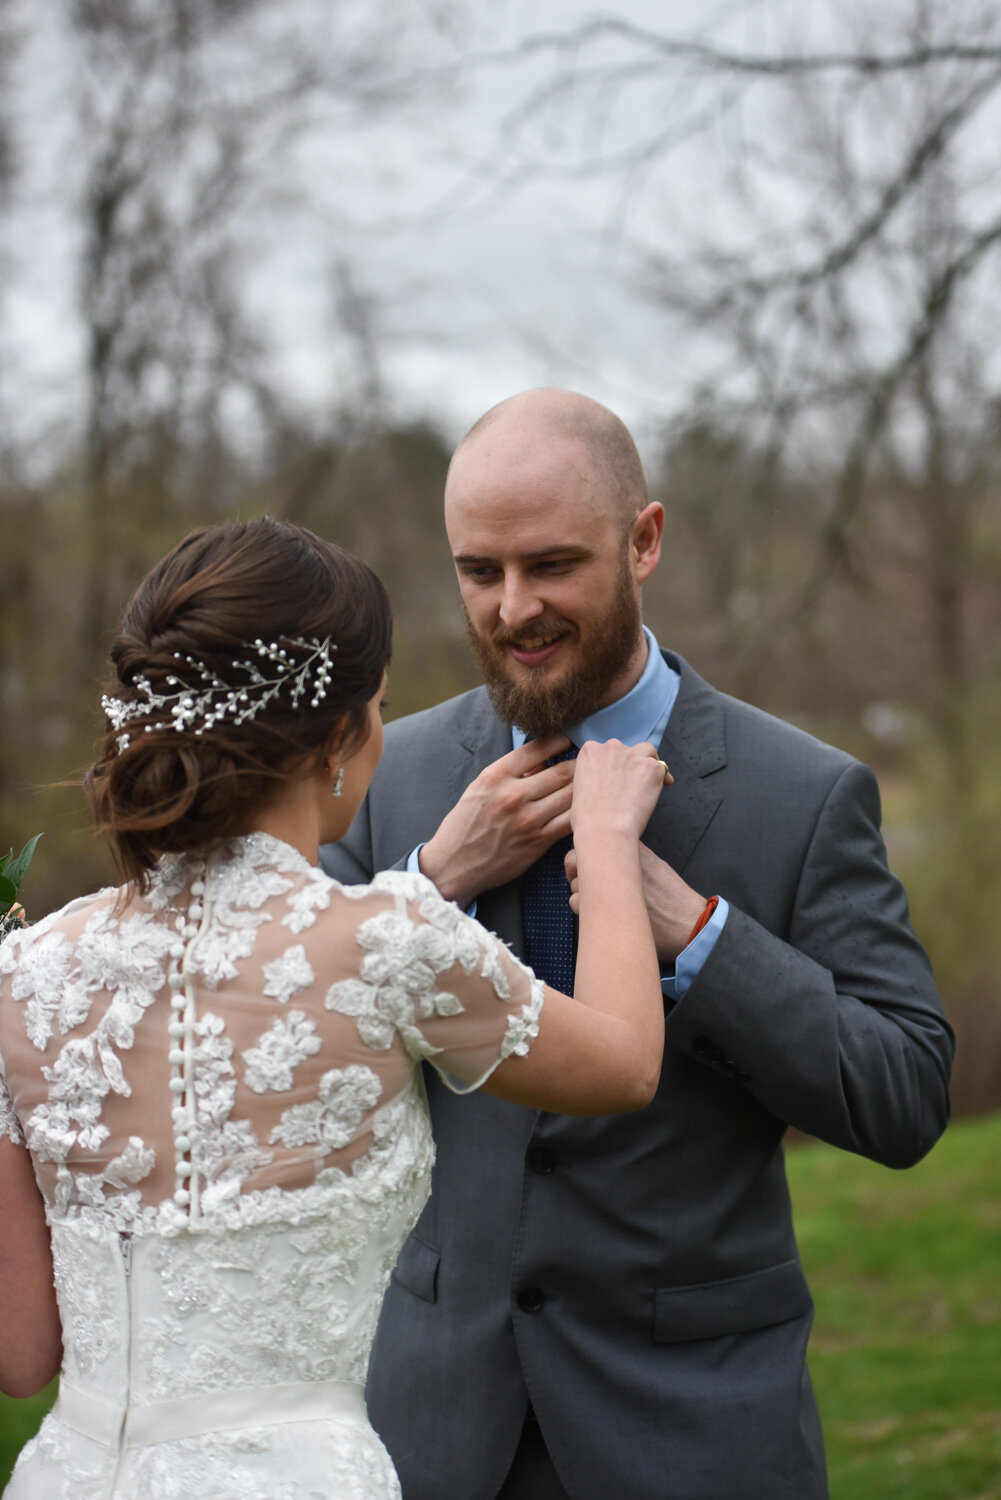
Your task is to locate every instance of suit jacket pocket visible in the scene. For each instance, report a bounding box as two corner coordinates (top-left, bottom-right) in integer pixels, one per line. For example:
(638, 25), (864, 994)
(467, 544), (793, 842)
(653, 1258), (812, 1344)
(391, 1232), (440, 1304)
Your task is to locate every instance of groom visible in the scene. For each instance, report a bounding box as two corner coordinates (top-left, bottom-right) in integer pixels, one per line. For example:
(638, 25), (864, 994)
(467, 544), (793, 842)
(321, 389), (953, 1500)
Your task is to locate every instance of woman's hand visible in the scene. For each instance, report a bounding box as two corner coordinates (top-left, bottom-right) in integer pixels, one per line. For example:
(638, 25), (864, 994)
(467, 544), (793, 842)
(485, 738), (669, 1115)
(565, 747), (705, 958)
(570, 739), (669, 843)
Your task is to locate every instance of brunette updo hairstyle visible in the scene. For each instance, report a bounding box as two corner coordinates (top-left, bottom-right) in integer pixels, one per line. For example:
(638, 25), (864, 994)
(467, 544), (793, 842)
(86, 518), (392, 887)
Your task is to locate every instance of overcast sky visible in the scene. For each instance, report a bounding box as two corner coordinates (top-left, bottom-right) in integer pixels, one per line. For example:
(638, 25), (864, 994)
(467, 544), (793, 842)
(261, 0), (797, 449)
(0, 0), (899, 462)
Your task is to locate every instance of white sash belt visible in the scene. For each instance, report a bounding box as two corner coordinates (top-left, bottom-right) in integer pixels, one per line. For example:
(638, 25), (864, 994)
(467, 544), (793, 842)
(55, 1377), (367, 1450)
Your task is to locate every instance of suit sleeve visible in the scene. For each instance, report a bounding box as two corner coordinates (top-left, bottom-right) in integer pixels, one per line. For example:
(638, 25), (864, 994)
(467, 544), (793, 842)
(665, 761), (953, 1167)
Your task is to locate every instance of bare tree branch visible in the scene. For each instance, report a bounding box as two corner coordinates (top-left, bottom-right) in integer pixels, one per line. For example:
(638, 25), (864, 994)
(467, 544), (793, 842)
(476, 18), (1001, 81)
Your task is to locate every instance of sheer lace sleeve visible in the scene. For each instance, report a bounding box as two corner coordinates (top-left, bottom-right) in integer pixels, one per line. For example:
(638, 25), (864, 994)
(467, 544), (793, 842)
(0, 937), (27, 1144)
(0, 1055), (25, 1144)
(327, 871), (544, 1094)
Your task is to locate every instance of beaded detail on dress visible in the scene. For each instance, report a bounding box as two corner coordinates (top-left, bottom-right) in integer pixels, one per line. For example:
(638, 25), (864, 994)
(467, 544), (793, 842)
(0, 834), (543, 1498)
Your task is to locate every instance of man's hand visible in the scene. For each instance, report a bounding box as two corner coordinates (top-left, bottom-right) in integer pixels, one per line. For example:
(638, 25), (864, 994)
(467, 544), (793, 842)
(418, 734), (575, 907)
(565, 842), (706, 963)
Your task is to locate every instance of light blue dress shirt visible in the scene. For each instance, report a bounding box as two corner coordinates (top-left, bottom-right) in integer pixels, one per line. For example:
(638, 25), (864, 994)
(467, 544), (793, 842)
(409, 627), (727, 999)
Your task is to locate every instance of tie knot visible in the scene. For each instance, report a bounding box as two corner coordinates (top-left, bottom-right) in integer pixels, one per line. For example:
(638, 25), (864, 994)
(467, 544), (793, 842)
(548, 744), (578, 767)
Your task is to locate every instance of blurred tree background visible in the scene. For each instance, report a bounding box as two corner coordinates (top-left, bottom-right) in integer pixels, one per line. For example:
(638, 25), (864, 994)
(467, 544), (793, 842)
(2, 0), (1000, 1120)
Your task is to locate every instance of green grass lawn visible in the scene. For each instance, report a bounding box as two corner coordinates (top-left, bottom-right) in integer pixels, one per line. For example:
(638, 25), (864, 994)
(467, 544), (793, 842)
(788, 1111), (1001, 1499)
(0, 1378), (56, 1490)
(2, 1114), (999, 1493)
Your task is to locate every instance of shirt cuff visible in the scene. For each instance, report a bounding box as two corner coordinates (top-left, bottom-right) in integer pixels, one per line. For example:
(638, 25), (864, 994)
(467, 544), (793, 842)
(661, 898), (729, 1003)
(406, 844), (478, 918)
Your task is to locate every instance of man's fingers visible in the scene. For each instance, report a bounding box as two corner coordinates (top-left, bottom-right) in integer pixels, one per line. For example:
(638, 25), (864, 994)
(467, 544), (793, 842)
(564, 847), (579, 915)
(505, 733), (572, 775)
(519, 760), (575, 803)
(480, 736), (575, 808)
(541, 807), (573, 843)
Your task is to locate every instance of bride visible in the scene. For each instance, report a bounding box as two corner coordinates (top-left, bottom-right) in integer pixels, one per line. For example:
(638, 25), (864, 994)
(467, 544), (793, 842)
(0, 517), (665, 1498)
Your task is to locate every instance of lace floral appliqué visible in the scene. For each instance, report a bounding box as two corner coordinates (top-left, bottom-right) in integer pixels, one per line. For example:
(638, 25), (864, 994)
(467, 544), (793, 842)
(270, 1064), (383, 1151)
(262, 945), (315, 1005)
(242, 1011), (321, 1094)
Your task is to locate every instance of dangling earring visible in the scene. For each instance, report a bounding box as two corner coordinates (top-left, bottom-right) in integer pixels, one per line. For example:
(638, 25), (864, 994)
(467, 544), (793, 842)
(332, 765), (344, 798)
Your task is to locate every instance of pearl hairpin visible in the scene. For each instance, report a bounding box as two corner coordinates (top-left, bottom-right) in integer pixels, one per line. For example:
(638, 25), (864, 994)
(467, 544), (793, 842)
(102, 636), (337, 752)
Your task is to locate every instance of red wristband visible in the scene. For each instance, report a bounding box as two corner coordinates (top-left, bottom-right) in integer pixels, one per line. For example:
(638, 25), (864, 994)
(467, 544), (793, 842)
(687, 896), (719, 945)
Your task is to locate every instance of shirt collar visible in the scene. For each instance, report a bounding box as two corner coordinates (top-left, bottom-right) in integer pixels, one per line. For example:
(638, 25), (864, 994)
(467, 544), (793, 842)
(511, 627), (680, 750)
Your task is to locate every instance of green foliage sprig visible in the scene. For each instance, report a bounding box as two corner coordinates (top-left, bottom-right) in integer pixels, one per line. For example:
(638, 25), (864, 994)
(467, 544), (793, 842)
(0, 834), (42, 942)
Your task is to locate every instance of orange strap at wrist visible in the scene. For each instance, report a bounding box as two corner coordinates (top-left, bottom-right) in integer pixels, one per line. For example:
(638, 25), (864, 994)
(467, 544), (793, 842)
(687, 896), (719, 945)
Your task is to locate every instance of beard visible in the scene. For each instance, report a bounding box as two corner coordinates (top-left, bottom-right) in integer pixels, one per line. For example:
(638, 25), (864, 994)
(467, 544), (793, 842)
(463, 561), (643, 737)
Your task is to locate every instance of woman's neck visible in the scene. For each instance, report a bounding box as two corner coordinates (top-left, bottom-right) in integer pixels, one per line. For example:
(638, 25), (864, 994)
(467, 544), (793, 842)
(238, 783), (321, 866)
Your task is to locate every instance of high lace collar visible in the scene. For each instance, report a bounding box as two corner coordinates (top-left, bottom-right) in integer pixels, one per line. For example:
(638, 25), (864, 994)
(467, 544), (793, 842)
(155, 832), (315, 885)
(223, 830), (316, 872)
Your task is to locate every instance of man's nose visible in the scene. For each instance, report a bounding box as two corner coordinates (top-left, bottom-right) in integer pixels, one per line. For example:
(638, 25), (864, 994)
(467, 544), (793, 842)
(499, 573), (545, 630)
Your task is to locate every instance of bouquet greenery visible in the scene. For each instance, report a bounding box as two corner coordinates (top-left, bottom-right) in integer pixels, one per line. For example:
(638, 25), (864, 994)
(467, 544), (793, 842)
(0, 834), (42, 943)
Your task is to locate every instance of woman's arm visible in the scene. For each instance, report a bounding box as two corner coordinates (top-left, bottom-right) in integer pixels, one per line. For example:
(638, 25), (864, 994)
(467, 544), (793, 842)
(0, 1137), (62, 1397)
(483, 739), (666, 1116)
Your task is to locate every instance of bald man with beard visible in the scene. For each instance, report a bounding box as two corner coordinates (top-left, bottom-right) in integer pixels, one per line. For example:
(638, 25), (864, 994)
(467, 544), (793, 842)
(321, 389), (952, 1500)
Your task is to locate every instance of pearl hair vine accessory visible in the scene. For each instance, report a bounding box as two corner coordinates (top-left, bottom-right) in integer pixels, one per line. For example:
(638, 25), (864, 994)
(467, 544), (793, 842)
(101, 636), (336, 753)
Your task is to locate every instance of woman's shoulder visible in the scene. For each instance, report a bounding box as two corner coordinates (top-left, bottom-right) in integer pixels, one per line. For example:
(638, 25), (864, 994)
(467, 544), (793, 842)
(328, 867), (442, 907)
(321, 868), (477, 943)
(0, 887), (119, 971)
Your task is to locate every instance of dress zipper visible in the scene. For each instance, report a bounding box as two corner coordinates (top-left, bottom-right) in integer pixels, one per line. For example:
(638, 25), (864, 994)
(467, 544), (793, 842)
(109, 1232), (134, 1487)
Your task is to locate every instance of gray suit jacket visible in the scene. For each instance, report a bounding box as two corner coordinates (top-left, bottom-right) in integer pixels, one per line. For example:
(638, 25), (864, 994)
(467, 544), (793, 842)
(321, 653), (952, 1500)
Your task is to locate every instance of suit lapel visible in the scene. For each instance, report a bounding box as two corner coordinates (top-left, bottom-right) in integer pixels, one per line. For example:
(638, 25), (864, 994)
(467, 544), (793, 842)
(456, 689), (512, 774)
(642, 653), (726, 873)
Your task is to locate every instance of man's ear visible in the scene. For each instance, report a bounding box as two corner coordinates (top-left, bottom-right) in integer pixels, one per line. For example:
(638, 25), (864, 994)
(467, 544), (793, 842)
(631, 501), (664, 584)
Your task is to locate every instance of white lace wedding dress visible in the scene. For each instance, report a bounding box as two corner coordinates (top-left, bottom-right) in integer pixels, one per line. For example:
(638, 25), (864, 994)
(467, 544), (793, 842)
(0, 833), (543, 1498)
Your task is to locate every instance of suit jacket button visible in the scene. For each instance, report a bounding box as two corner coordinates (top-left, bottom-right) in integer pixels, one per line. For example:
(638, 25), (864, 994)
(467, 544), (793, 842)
(517, 1287), (545, 1313)
(528, 1146), (557, 1175)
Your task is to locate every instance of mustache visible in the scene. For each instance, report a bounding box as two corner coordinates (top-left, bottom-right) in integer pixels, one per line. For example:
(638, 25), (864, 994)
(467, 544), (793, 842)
(490, 618), (574, 649)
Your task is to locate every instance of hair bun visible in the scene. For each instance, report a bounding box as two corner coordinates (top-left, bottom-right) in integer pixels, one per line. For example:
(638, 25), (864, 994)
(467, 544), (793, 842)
(86, 518), (391, 887)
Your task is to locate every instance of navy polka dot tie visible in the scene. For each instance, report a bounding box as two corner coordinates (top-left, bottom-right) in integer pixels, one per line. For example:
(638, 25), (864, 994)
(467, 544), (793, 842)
(520, 745), (578, 996)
